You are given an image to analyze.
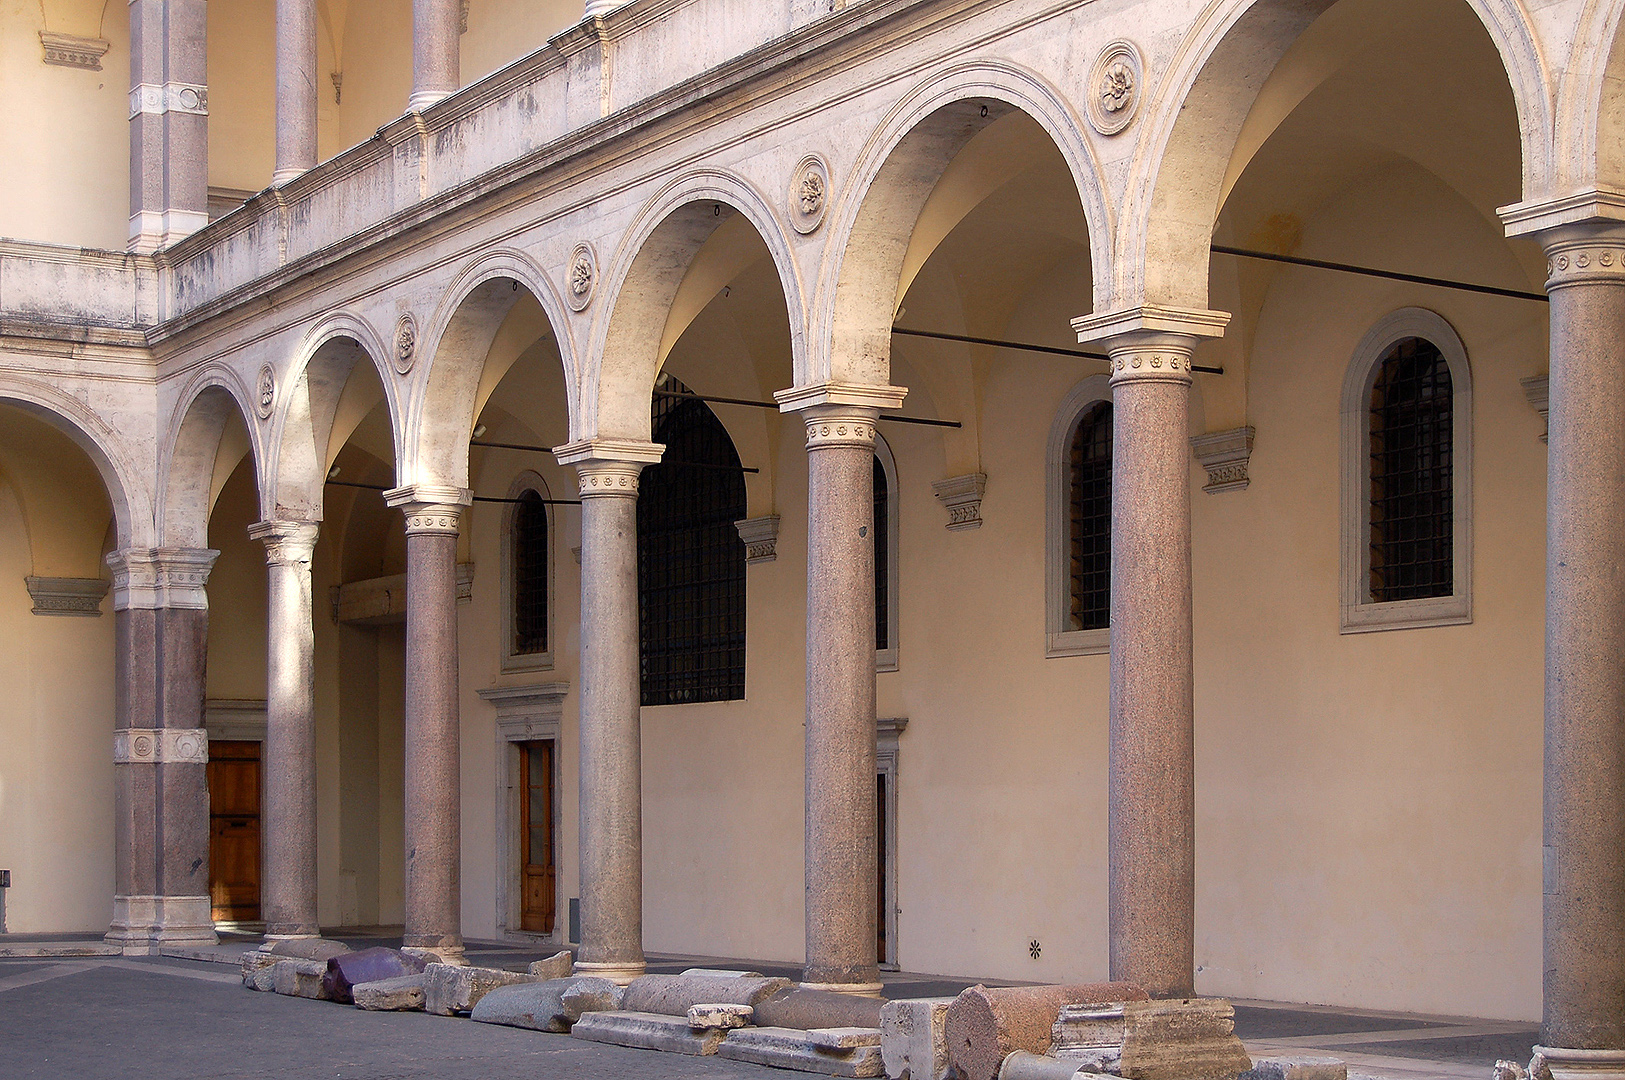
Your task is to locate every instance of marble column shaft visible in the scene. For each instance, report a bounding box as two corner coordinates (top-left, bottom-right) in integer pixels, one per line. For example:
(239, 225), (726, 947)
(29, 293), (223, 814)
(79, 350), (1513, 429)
(571, 456), (652, 985)
(127, 0), (209, 251)
(1105, 336), (1198, 999)
(410, 0), (460, 111)
(1539, 226), (1625, 1052)
(105, 548), (220, 953)
(251, 521), (321, 940)
(800, 404), (885, 993)
(273, 0), (318, 183)
(394, 495), (467, 957)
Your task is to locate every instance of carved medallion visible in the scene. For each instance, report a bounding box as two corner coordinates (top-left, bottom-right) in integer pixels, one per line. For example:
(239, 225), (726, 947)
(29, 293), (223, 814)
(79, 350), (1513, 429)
(1087, 41), (1143, 137)
(394, 312), (418, 375)
(566, 242), (598, 311)
(789, 154), (830, 235)
(256, 364), (276, 419)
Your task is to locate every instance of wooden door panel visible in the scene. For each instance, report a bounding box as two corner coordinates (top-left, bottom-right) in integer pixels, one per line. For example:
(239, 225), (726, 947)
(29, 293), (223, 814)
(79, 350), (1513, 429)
(519, 741), (556, 934)
(208, 741), (262, 922)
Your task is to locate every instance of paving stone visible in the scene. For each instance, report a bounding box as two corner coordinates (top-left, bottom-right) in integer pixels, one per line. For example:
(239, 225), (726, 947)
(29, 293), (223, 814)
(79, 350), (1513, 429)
(469, 977), (624, 1032)
(271, 959), (333, 1000)
(571, 1010), (728, 1055)
(1050, 998), (1252, 1080)
(352, 974), (427, 1012)
(947, 984), (1149, 1080)
(422, 962), (536, 1016)
(756, 988), (888, 1031)
(689, 1003), (755, 1030)
(717, 1025), (885, 1077)
(528, 950), (574, 980)
(1239, 1056), (1347, 1080)
(880, 996), (956, 1080)
(622, 973), (792, 1016)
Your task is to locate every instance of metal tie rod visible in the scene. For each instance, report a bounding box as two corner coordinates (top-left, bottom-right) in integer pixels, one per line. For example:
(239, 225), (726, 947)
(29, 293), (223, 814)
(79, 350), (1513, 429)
(1210, 244), (1549, 303)
(891, 326), (1225, 375)
(326, 478), (582, 505)
(652, 389), (963, 429)
(470, 438), (760, 474)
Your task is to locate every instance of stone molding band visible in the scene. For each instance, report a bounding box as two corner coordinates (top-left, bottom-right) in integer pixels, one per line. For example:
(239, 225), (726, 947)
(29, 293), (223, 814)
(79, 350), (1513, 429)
(1543, 240), (1625, 290)
(106, 548), (220, 612)
(114, 728), (209, 765)
(129, 81), (210, 118)
(802, 408), (880, 451)
(1107, 348), (1195, 387)
(575, 461), (647, 498)
(248, 520), (320, 565)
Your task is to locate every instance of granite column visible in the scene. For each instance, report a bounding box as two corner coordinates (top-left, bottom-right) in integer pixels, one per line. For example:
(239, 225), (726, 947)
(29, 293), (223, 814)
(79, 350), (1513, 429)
(273, 0), (318, 183)
(410, 0), (460, 110)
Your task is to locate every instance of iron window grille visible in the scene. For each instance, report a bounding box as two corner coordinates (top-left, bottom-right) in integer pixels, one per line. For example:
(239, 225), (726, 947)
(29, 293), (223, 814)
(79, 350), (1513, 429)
(1369, 337), (1453, 603)
(874, 455), (889, 653)
(1069, 400), (1112, 631)
(513, 489), (549, 655)
(638, 374), (747, 706)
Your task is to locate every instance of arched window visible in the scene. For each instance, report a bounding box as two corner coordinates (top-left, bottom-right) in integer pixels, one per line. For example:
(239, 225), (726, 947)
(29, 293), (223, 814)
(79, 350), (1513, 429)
(1046, 375), (1113, 657)
(1340, 309), (1472, 632)
(502, 472), (555, 672)
(874, 436), (900, 672)
(639, 374), (747, 705)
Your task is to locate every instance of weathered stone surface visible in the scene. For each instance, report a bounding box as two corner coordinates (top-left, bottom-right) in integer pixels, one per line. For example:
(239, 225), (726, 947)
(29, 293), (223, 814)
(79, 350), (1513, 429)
(323, 947), (428, 1004)
(242, 957), (280, 991)
(689, 1003), (755, 1030)
(270, 958), (332, 1000)
(881, 996), (955, 1080)
(718, 1025), (885, 1077)
(681, 968), (765, 978)
(528, 950), (574, 980)
(946, 984), (1148, 1080)
(1239, 1056), (1346, 1080)
(571, 1010), (726, 1055)
(757, 988), (888, 1031)
(353, 974), (427, 1011)
(998, 1052), (1096, 1080)
(265, 938), (352, 962)
(621, 973), (791, 1016)
(1050, 998), (1252, 1080)
(469, 977), (624, 1032)
(811, 1028), (883, 1050)
(422, 962), (535, 1016)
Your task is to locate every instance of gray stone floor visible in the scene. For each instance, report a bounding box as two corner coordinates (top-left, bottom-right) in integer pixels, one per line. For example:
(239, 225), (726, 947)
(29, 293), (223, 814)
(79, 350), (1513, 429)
(0, 940), (1535, 1080)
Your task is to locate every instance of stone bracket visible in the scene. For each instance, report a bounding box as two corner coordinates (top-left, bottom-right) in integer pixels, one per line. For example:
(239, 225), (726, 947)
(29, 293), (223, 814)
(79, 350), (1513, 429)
(1521, 375), (1549, 443)
(734, 516), (781, 563)
(113, 728), (209, 765)
(932, 474), (986, 530)
(1190, 427), (1255, 494)
(39, 31), (111, 70)
(25, 575), (109, 616)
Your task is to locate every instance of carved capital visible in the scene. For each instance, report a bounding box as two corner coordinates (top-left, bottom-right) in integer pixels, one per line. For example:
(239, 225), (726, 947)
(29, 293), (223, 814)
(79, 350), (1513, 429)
(800, 404), (880, 452)
(384, 484), (471, 536)
(932, 474), (987, 530)
(1190, 426), (1256, 494)
(1541, 230), (1625, 289)
(248, 520), (320, 566)
(1105, 342), (1197, 388)
(574, 460), (647, 498)
(114, 728), (209, 765)
(106, 548), (220, 611)
(734, 515), (781, 564)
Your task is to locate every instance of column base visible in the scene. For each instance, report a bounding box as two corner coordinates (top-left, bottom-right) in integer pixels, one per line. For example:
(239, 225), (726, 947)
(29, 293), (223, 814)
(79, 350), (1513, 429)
(105, 895), (218, 955)
(799, 980), (886, 997)
(1537, 1047), (1625, 1080)
(573, 959), (646, 986)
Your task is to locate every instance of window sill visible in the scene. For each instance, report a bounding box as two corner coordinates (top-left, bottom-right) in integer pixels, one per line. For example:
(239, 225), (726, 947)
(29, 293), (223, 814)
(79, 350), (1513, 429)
(1340, 594), (1471, 634)
(501, 651), (556, 674)
(876, 648), (899, 674)
(1046, 627), (1109, 657)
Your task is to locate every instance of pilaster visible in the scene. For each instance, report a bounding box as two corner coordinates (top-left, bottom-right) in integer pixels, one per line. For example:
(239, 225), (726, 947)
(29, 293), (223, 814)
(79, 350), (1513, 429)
(127, 0), (209, 251)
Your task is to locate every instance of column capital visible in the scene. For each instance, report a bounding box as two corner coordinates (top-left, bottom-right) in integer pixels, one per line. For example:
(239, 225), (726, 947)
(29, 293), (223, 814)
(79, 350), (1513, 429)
(773, 381), (908, 414)
(1527, 222), (1625, 291)
(248, 520), (319, 565)
(553, 439), (663, 499)
(1073, 306), (1230, 390)
(106, 547), (220, 611)
(798, 404), (881, 452)
(384, 484), (471, 536)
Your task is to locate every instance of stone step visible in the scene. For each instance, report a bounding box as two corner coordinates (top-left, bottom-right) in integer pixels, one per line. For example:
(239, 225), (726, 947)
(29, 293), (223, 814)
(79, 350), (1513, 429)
(716, 1025), (885, 1077)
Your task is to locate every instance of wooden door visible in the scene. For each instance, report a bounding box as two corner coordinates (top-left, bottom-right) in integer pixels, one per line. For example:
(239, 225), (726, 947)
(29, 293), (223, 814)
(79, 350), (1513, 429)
(208, 741), (261, 922)
(519, 741), (556, 934)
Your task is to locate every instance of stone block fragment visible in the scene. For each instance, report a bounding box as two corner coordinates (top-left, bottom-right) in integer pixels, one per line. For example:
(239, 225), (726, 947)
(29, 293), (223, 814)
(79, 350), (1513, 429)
(757, 988), (888, 1031)
(621, 973), (792, 1016)
(689, 1003), (755, 1030)
(571, 1010), (727, 1055)
(946, 984), (1148, 1080)
(528, 950), (574, 980)
(469, 977), (624, 1032)
(881, 996), (956, 1080)
(1239, 1057), (1346, 1080)
(353, 974), (427, 1011)
(242, 956), (280, 991)
(1050, 998), (1252, 1080)
(270, 959), (332, 1000)
(266, 938), (352, 962)
(717, 1025), (885, 1077)
(422, 961), (536, 1016)
(998, 1052), (1100, 1080)
(681, 968), (766, 978)
(323, 947), (427, 1004)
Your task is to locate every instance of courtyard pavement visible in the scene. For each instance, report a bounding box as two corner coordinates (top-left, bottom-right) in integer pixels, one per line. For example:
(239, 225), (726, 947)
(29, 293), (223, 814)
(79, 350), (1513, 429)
(0, 933), (1532, 1080)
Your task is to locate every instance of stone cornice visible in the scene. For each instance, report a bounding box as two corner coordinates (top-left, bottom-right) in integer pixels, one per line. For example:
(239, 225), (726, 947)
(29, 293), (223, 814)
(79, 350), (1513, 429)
(773, 382), (909, 413)
(551, 438), (665, 467)
(1071, 305), (1231, 344)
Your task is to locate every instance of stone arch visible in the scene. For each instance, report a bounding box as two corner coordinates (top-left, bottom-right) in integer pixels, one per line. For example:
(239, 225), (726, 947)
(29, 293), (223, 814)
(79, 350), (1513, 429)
(1123, 0), (1551, 311)
(1556, 0), (1625, 195)
(584, 168), (807, 442)
(160, 365), (264, 548)
(0, 373), (149, 550)
(265, 311), (398, 523)
(813, 60), (1111, 389)
(407, 248), (575, 490)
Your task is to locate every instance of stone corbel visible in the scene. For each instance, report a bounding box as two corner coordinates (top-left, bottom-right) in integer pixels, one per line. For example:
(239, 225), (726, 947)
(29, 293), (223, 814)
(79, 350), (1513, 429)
(25, 576), (110, 616)
(39, 31), (111, 70)
(1189, 427), (1256, 494)
(931, 474), (987, 530)
(734, 516), (781, 564)
(1521, 375), (1549, 443)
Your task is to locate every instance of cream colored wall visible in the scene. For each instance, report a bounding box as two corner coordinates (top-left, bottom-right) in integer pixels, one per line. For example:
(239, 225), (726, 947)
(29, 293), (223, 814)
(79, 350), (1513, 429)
(0, 0), (130, 248)
(0, 411), (117, 934)
(206, 461), (269, 699)
(208, 0), (277, 194)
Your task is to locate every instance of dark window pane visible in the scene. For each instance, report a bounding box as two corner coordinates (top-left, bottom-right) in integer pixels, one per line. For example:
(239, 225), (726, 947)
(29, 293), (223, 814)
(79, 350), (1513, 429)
(874, 455), (889, 652)
(638, 374), (748, 705)
(513, 490), (548, 654)
(1369, 337), (1453, 602)
(1069, 401), (1112, 631)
